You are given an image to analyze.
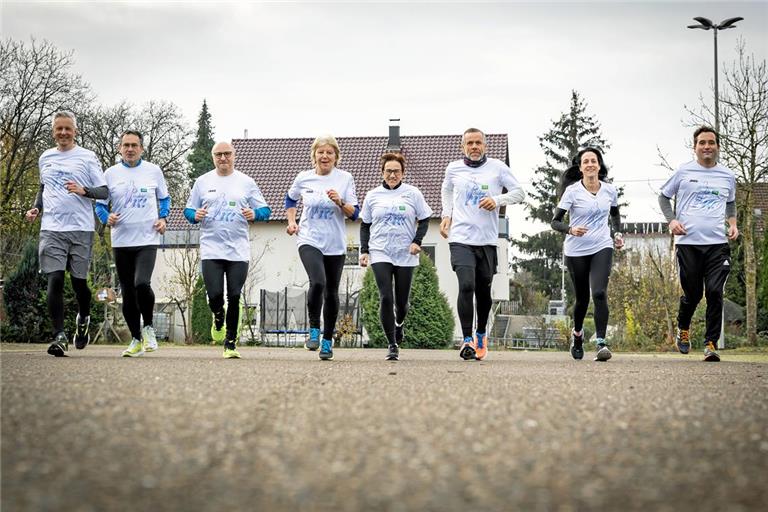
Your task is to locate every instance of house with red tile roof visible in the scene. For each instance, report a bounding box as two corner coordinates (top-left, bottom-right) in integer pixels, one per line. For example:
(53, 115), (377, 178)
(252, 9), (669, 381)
(154, 123), (525, 343)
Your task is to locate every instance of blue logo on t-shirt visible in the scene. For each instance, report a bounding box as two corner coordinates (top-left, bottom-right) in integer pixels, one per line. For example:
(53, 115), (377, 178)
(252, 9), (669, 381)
(463, 183), (487, 206)
(382, 206), (407, 226)
(307, 205), (335, 220)
(207, 193), (238, 223)
(691, 188), (723, 211)
(584, 206), (609, 230)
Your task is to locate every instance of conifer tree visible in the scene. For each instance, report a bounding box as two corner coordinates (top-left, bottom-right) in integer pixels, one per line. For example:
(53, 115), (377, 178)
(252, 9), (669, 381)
(190, 275), (212, 344)
(187, 99), (215, 181)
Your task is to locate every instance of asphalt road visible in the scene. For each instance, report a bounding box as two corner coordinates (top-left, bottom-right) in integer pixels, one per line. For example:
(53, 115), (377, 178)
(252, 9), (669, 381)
(2, 344), (767, 512)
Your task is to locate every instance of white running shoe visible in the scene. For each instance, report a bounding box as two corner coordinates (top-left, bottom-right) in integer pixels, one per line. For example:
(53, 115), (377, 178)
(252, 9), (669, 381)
(142, 325), (158, 352)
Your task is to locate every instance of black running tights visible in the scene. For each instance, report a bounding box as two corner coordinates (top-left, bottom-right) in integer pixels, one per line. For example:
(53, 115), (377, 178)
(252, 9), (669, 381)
(201, 259), (249, 340)
(455, 265), (494, 338)
(371, 262), (414, 345)
(298, 245), (346, 341)
(47, 270), (90, 335)
(114, 246), (158, 340)
(565, 247), (613, 338)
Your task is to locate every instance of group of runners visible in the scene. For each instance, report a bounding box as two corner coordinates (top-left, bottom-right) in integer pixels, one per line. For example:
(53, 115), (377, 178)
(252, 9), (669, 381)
(25, 112), (738, 363)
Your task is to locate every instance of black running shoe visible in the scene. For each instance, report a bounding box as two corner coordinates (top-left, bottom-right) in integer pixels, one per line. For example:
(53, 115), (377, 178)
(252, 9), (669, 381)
(569, 330), (584, 360)
(459, 337), (476, 360)
(47, 331), (69, 357)
(74, 314), (90, 349)
(386, 343), (399, 361)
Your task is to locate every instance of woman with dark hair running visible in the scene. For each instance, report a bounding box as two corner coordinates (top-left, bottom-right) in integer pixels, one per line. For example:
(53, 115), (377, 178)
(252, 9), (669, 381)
(285, 135), (359, 361)
(550, 147), (623, 362)
(359, 153), (432, 361)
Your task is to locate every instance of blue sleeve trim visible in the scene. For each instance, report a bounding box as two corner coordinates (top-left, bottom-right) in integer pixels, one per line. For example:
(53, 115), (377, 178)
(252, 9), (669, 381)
(348, 205), (360, 221)
(253, 206), (271, 222)
(285, 194), (298, 209)
(158, 196), (171, 218)
(95, 203), (110, 224)
(184, 207), (198, 224)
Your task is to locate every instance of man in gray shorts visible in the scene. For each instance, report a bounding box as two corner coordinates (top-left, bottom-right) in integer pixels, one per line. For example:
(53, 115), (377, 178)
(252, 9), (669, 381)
(25, 111), (108, 356)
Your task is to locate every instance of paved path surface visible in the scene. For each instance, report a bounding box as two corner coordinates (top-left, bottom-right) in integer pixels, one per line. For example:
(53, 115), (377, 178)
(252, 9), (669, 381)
(2, 344), (767, 512)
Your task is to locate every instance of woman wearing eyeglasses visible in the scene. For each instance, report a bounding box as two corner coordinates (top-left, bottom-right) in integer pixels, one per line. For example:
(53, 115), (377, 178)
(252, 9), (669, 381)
(185, 141), (271, 358)
(359, 153), (432, 361)
(285, 135), (360, 361)
(550, 147), (623, 362)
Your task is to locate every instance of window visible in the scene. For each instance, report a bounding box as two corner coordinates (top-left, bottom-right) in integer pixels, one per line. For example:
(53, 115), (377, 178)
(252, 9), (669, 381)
(161, 229), (199, 248)
(344, 245), (359, 266)
(421, 245), (435, 263)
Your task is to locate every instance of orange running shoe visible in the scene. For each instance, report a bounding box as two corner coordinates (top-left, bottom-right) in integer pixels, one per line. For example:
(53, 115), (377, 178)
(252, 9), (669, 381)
(475, 332), (488, 360)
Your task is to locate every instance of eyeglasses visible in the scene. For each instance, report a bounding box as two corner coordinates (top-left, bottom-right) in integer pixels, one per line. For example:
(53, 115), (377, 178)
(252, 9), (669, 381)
(213, 151), (233, 159)
(383, 169), (403, 175)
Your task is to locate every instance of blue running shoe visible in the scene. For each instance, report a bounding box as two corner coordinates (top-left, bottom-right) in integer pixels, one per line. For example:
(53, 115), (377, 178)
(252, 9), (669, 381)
(675, 328), (690, 354)
(319, 338), (334, 360)
(305, 327), (321, 351)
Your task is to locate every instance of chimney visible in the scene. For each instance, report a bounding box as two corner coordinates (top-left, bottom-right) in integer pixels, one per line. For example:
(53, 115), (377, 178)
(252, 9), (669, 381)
(387, 118), (401, 152)
(244, 129), (249, 138)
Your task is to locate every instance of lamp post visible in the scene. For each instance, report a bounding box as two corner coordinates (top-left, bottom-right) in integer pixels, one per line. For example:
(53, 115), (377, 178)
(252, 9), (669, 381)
(687, 16), (743, 131)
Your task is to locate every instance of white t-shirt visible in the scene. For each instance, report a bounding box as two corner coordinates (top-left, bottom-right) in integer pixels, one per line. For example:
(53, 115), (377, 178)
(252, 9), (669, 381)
(558, 181), (618, 257)
(38, 146), (106, 232)
(287, 168), (359, 256)
(186, 169), (268, 261)
(361, 183), (433, 267)
(660, 160), (736, 246)
(440, 157), (523, 246)
(99, 161), (169, 248)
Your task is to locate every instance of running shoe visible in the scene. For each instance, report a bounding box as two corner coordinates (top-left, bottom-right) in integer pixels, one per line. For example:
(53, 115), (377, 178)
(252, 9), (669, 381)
(459, 336), (476, 360)
(475, 332), (488, 360)
(675, 328), (691, 354)
(704, 341), (720, 362)
(223, 340), (241, 359)
(74, 314), (90, 349)
(319, 338), (334, 361)
(395, 322), (404, 345)
(305, 327), (321, 351)
(594, 340), (612, 362)
(210, 311), (226, 343)
(47, 331), (69, 357)
(142, 325), (158, 352)
(122, 338), (145, 358)
(570, 330), (584, 360)
(386, 343), (399, 361)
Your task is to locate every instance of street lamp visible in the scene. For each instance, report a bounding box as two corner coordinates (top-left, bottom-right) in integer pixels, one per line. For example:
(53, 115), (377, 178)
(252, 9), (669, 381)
(687, 16), (744, 131)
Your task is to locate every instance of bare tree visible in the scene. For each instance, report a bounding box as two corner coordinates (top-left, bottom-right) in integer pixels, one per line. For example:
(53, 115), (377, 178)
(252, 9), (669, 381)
(240, 235), (274, 343)
(0, 37), (93, 274)
(687, 40), (768, 345)
(78, 100), (135, 170)
(162, 230), (202, 344)
(136, 101), (193, 203)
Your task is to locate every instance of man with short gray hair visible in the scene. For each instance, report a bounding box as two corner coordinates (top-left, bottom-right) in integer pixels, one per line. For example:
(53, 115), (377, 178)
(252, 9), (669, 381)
(25, 111), (108, 356)
(440, 128), (525, 361)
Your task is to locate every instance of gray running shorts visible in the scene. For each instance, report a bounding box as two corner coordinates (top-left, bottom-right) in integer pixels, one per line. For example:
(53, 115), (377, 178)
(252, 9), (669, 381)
(39, 230), (95, 279)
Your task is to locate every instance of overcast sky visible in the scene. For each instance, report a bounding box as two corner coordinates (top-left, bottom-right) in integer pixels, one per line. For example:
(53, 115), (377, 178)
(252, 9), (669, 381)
(3, 0), (767, 229)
